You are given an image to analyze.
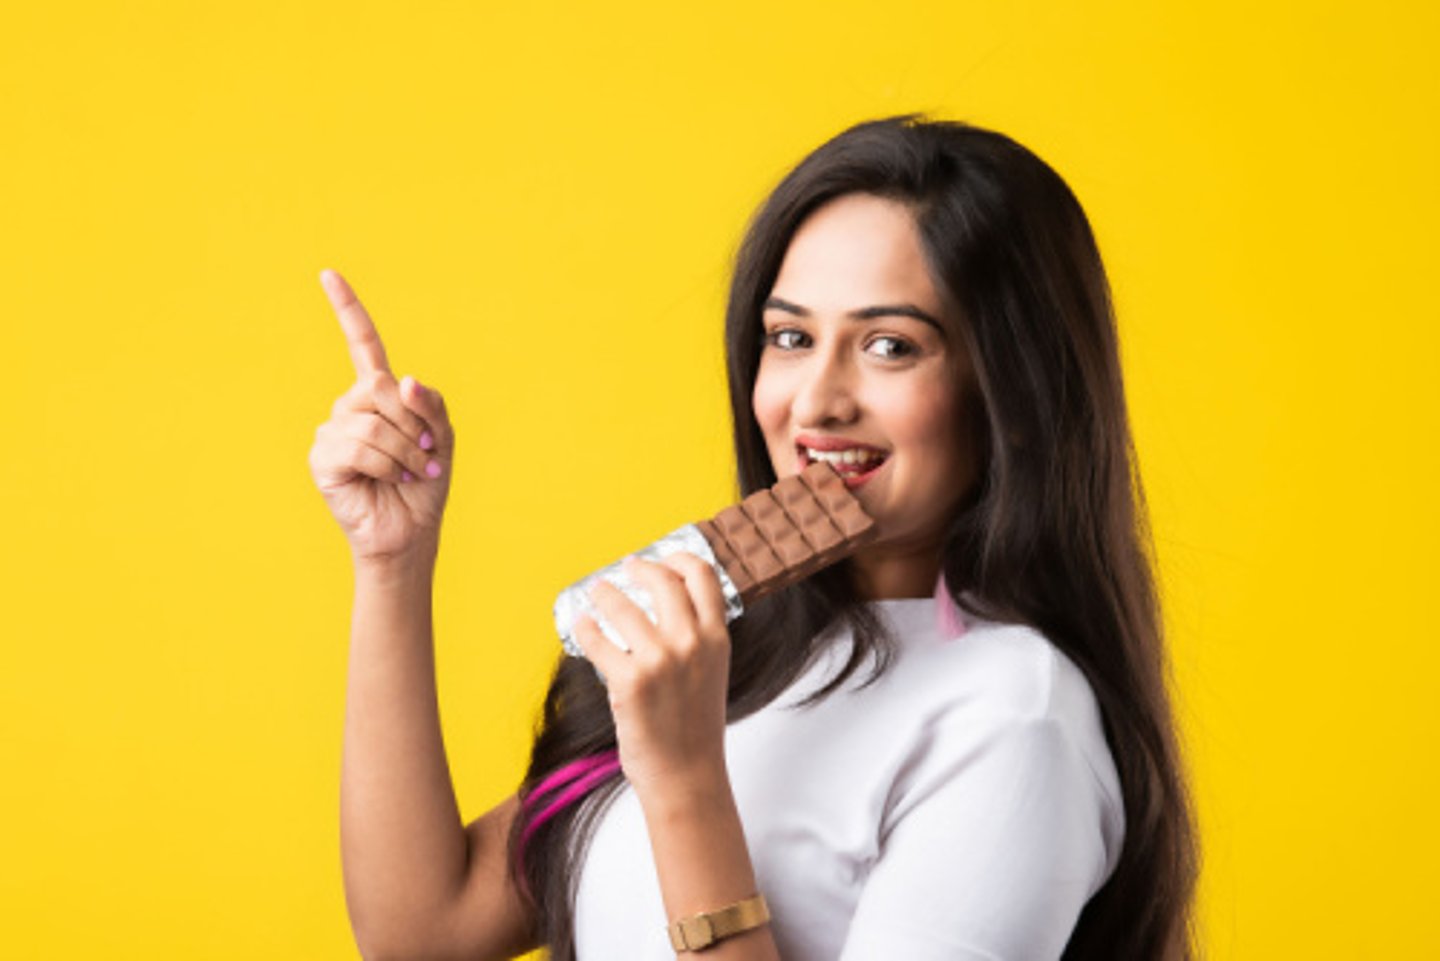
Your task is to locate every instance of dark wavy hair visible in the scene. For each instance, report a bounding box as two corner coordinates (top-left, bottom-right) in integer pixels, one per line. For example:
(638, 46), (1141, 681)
(508, 113), (1201, 960)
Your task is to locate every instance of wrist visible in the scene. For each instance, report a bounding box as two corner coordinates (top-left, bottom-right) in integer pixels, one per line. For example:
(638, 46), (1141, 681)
(352, 545), (438, 588)
(636, 762), (773, 956)
(669, 893), (772, 954)
(635, 760), (734, 821)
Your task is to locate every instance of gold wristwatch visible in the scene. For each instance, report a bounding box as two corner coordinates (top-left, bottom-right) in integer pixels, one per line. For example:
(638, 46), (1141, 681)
(667, 893), (771, 952)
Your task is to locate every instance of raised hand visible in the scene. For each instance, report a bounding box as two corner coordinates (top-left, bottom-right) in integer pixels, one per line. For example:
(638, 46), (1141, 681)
(307, 269), (454, 565)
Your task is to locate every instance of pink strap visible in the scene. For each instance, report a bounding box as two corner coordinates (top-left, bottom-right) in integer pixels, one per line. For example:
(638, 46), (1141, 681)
(934, 570), (969, 641)
(512, 750), (624, 895)
(522, 755), (623, 846)
(521, 751), (620, 811)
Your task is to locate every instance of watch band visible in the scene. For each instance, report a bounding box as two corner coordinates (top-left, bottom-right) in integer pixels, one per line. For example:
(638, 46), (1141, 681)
(667, 893), (771, 952)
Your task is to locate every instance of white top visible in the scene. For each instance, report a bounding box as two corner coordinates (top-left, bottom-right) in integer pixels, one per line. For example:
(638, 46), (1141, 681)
(572, 597), (1126, 960)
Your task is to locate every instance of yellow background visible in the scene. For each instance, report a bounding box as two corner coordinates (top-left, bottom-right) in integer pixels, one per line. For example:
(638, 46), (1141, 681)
(2, 2), (1435, 957)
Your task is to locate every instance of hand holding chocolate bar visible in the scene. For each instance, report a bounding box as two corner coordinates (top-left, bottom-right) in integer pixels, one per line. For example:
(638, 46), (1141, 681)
(554, 461), (877, 671)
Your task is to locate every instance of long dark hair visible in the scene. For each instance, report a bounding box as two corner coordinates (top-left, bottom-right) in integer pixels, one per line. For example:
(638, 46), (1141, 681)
(508, 114), (1201, 960)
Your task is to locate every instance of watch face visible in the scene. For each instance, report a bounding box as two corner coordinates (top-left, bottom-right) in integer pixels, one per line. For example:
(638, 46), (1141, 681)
(673, 915), (715, 950)
(670, 894), (769, 950)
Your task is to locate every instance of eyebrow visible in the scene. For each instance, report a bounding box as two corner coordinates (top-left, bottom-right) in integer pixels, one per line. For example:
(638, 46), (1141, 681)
(762, 296), (944, 333)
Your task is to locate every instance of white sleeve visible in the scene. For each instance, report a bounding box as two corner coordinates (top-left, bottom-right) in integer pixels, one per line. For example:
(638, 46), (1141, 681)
(837, 713), (1117, 961)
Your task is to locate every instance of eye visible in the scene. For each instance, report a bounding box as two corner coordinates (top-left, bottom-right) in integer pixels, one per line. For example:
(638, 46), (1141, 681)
(866, 335), (917, 360)
(761, 328), (810, 350)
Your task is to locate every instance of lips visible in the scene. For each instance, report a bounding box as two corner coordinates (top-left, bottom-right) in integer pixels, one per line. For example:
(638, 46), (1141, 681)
(834, 456), (887, 489)
(794, 446), (889, 489)
(795, 434), (888, 454)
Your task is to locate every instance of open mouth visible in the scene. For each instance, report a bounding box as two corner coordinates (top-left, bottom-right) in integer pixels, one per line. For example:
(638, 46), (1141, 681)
(797, 444), (890, 488)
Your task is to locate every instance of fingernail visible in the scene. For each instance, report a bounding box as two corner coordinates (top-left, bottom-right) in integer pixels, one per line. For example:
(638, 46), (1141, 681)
(425, 460), (442, 478)
(419, 431), (433, 450)
(402, 471), (413, 483)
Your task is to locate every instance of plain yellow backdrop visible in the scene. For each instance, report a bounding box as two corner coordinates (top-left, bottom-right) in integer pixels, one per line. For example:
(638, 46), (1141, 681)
(2, 1), (1435, 957)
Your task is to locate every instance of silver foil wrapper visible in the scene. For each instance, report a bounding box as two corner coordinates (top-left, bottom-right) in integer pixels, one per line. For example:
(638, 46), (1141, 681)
(553, 523), (746, 678)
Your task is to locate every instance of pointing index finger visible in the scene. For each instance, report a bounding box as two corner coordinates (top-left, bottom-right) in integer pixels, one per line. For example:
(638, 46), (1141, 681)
(320, 269), (392, 375)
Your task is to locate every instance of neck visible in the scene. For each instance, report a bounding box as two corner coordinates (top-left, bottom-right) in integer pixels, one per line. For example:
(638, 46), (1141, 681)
(845, 544), (942, 600)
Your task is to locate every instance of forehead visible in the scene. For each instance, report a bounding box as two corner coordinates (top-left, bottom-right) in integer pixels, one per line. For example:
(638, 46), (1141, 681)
(769, 193), (947, 318)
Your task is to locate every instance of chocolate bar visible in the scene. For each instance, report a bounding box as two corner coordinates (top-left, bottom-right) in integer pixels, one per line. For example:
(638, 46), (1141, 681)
(553, 461), (877, 663)
(695, 460), (877, 605)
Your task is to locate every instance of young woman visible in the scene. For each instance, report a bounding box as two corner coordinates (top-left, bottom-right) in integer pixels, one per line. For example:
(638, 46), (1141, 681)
(310, 114), (1200, 961)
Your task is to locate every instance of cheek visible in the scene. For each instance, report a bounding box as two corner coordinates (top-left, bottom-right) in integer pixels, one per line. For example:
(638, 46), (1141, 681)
(885, 385), (960, 452)
(751, 367), (788, 437)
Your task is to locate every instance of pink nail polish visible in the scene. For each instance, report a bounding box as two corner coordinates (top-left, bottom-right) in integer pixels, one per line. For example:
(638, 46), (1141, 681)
(419, 431), (433, 450)
(425, 460), (442, 478)
(402, 471), (413, 483)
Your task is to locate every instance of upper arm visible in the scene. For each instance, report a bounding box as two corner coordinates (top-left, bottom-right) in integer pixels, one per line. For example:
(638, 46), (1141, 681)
(837, 717), (1116, 961)
(430, 793), (543, 961)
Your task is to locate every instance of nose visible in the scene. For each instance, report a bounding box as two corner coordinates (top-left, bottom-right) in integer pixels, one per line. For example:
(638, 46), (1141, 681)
(791, 344), (859, 427)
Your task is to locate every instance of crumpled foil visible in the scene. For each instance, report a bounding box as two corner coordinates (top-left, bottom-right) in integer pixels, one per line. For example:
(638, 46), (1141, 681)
(553, 523), (746, 682)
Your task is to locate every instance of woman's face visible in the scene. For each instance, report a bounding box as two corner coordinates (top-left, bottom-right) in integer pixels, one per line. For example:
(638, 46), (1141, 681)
(752, 192), (982, 598)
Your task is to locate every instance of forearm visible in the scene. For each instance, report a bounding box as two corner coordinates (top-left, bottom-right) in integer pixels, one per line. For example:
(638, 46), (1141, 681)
(340, 545), (468, 952)
(640, 769), (782, 961)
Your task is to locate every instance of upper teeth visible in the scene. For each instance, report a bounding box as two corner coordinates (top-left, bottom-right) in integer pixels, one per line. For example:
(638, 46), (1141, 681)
(805, 447), (884, 465)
